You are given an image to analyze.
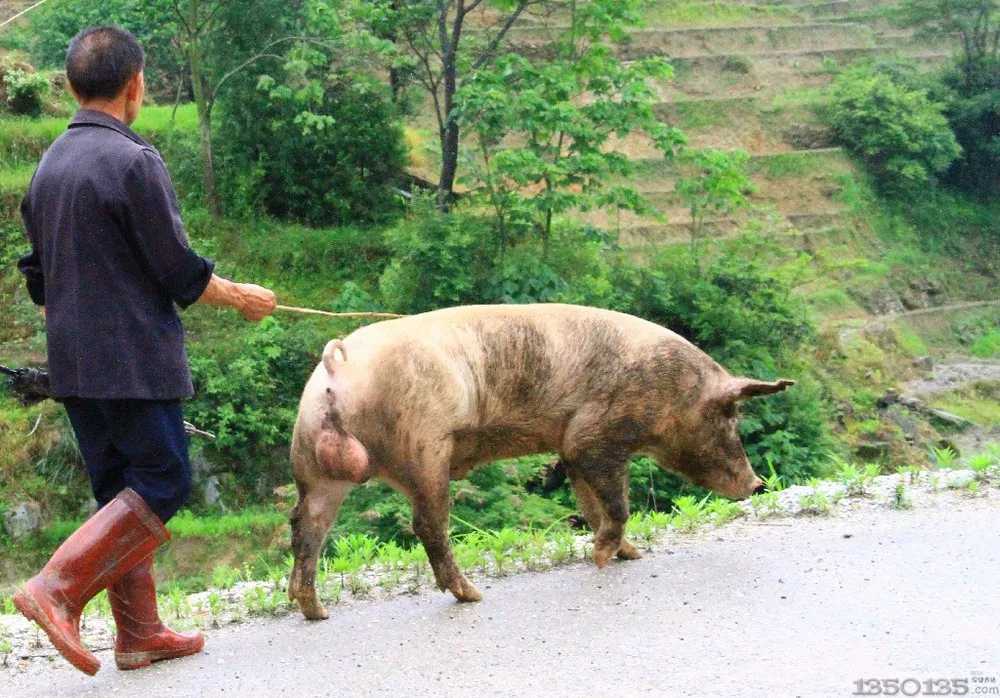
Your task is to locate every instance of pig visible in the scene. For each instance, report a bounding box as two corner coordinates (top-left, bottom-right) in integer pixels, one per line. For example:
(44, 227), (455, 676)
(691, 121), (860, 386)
(287, 303), (793, 620)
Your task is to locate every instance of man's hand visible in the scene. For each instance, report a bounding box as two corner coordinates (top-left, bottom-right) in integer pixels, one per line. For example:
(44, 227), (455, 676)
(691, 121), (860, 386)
(197, 274), (277, 322)
(235, 283), (277, 322)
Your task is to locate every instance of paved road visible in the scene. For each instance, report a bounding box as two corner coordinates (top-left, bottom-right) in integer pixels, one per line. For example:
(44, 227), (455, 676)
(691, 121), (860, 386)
(4, 498), (999, 698)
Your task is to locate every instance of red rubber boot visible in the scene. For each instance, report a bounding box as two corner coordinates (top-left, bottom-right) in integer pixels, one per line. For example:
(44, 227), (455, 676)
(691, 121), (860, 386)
(109, 555), (205, 670)
(12, 488), (169, 675)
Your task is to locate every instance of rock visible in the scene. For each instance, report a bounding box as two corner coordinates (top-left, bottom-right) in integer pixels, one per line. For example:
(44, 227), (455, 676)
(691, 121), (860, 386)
(942, 470), (975, 489)
(783, 123), (835, 150)
(203, 476), (225, 510)
(884, 406), (921, 442)
(867, 288), (905, 316)
(3, 501), (43, 540)
(912, 356), (933, 371)
(855, 441), (892, 461)
(927, 409), (973, 431)
(78, 497), (98, 517)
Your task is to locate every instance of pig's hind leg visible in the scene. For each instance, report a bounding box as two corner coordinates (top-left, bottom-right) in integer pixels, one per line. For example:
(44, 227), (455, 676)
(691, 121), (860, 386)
(398, 441), (483, 603)
(288, 428), (355, 621)
(289, 478), (353, 620)
(566, 467), (643, 562)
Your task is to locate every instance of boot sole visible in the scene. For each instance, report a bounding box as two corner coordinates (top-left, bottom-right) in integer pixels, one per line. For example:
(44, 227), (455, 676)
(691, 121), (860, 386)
(115, 639), (205, 671)
(12, 590), (100, 676)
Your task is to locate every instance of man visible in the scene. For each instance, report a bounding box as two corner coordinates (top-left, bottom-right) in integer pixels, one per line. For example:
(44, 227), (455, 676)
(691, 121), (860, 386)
(12, 26), (277, 675)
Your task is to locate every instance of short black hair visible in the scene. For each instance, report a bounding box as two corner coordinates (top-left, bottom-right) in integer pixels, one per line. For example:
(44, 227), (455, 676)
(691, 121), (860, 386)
(65, 26), (145, 101)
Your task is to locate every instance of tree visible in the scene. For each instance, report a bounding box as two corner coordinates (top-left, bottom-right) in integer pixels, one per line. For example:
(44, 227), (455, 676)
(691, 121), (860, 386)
(455, 0), (684, 257)
(895, 0), (999, 92)
(367, 0), (556, 208)
(675, 148), (753, 266)
(825, 63), (962, 194)
(169, 0), (303, 216)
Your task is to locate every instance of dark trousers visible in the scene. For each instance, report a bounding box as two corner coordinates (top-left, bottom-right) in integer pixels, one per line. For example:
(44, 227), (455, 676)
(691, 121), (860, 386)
(63, 398), (192, 523)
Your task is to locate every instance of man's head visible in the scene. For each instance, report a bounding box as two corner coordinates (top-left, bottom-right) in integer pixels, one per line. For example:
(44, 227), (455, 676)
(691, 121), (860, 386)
(66, 26), (145, 124)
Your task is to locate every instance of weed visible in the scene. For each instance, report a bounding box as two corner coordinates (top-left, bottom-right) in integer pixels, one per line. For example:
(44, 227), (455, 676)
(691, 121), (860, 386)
(671, 495), (709, 532)
(798, 482), (835, 516)
(705, 498), (744, 525)
(834, 458), (881, 496)
(892, 482), (911, 510)
(967, 453), (993, 480)
(965, 480), (981, 496)
(211, 564), (240, 590)
(900, 464), (924, 485)
(750, 491), (782, 518)
(931, 445), (959, 469)
(761, 456), (785, 492)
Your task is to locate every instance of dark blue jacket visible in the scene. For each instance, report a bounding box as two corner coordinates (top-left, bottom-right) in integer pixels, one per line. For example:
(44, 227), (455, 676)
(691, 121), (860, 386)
(17, 109), (214, 400)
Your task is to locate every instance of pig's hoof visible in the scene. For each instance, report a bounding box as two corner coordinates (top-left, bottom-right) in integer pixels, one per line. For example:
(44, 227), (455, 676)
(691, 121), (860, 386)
(297, 595), (329, 621)
(616, 540), (643, 561)
(593, 546), (616, 569)
(450, 577), (483, 603)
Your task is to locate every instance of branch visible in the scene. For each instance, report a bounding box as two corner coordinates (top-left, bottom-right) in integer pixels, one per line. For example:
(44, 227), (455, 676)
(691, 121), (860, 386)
(171, 0), (194, 37)
(471, 2), (529, 71)
(209, 36), (343, 106)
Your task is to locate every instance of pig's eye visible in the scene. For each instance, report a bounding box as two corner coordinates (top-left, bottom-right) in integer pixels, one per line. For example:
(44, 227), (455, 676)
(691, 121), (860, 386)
(721, 402), (737, 419)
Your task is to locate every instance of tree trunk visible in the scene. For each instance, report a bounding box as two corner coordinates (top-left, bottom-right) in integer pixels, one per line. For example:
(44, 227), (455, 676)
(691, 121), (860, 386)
(187, 39), (221, 217)
(436, 5), (462, 211)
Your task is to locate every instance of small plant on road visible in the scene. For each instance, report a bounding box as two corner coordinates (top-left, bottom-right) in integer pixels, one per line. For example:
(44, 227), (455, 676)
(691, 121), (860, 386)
(705, 498), (745, 525)
(671, 495), (709, 532)
(834, 458), (881, 496)
(932, 445), (959, 469)
(892, 482), (912, 510)
(967, 453), (993, 481)
(798, 481), (834, 516)
(750, 491), (782, 518)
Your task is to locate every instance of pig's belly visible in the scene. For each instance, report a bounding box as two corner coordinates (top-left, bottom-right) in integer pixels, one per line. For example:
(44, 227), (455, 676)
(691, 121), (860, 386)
(449, 424), (561, 479)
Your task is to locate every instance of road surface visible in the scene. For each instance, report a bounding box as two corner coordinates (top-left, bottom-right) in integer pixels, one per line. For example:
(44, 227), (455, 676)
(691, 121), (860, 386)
(4, 497), (998, 698)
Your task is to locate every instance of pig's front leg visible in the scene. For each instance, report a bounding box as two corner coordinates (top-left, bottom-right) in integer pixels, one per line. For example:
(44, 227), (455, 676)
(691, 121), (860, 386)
(566, 456), (631, 569)
(566, 466), (643, 562)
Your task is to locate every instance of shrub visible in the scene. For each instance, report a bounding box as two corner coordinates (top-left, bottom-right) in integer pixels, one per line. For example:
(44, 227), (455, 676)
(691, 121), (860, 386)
(825, 63), (961, 194)
(186, 318), (319, 494)
(2, 67), (49, 116)
(378, 204), (497, 313)
(218, 72), (407, 227)
(940, 58), (1000, 196)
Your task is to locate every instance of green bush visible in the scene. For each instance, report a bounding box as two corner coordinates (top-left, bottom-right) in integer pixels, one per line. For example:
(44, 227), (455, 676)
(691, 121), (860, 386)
(940, 58), (1000, 196)
(2, 68), (49, 117)
(186, 318), (320, 495)
(378, 204), (497, 313)
(218, 72), (407, 226)
(825, 63), (961, 194)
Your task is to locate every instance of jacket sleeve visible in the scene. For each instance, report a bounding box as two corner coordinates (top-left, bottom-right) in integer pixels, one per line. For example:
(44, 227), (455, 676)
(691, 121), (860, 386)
(16, 194), (45, 306)
(121, 148), (215, 309)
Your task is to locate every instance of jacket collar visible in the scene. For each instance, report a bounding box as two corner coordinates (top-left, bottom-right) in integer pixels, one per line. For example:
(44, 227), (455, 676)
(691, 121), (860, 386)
(68, 109), (150, 148)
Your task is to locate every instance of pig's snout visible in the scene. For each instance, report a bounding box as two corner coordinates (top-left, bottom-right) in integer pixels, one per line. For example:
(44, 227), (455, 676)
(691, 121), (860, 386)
(752, 480), (767, 496)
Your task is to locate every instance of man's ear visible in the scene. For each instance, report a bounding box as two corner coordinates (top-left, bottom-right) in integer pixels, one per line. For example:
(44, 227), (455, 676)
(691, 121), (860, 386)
(718, 377), (795, 403)
(125, 70), (144, 103)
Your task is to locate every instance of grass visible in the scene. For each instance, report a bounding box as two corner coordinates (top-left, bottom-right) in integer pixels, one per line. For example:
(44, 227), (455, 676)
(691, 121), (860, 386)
(0, 104), (197, 166)
(970, 329), (1000, 358)
(931, 384), (1000, 429)
(645, 1), (802, 28)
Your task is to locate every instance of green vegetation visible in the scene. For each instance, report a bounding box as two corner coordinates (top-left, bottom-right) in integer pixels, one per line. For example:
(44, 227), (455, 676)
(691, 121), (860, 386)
(825, 62), (961, 194)
(1, 0), (998, 599)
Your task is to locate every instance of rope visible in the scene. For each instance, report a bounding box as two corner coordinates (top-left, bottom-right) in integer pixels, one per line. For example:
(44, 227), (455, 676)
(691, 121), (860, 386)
(0, 0), (52, 30)
(275, 305), (404, 320)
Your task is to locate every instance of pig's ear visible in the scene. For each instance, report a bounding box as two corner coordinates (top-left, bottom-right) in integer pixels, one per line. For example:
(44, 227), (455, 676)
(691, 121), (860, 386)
(721, 377), (795, 402)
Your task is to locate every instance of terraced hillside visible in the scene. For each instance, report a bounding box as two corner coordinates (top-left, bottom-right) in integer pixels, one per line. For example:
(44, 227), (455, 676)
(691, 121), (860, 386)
(497, 0), (1000, 460)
